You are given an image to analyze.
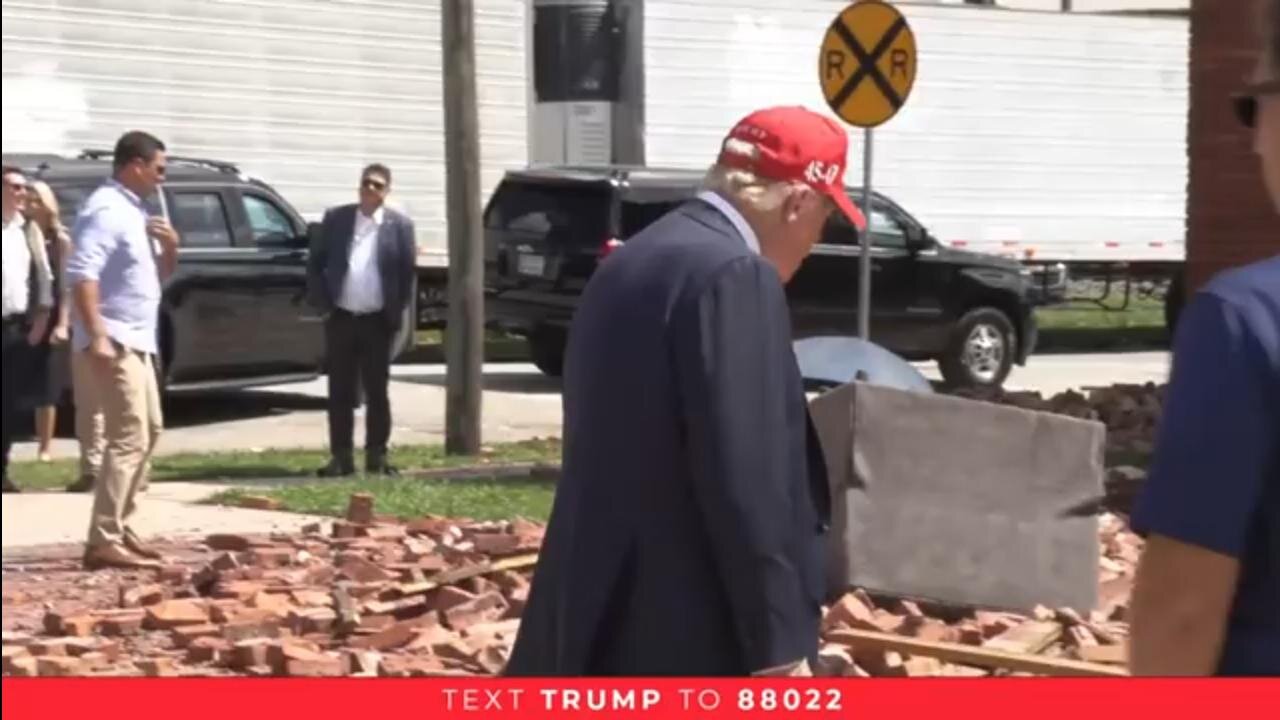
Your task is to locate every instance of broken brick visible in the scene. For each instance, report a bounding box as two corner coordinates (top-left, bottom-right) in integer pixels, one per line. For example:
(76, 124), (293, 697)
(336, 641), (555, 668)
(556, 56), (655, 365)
(145, 599), (210, 630)
(247, 548), (294, 568)
(291, 590), (332, 608)
(5, 655), (38, 677)
(37, 656), (85, 677)
(171, 624), (221, 648)
(378, 655), (446, 677)
(288, 607), (338, 635)
(337, 555), (397, 584)
(186, 636), (231, 664)
(158, 566), (190, 584)
(364, 525), (407, 542)
(211, 552), (242, 571)
(28, 640), (69, 657)
(442, 592), (507, 631)
(823, 593), (878, 632)
(215, 581), (266, 601)
(346, 493), (376, 524)
(463, 619), (520, 642)
(342, 649), (380, 676)
(472, 533), (520, 556)
(98, 611), (146, 637)
(222, 611), (283, 642)
(2, 646), (32, 674)
(432, 586), (477, 613)
(249, 591), (295, 617)
(230, 639), (274, 670)
(348, 620), (420, 651)
(135, 657), (176, 677)
(206, 534), (253, 552)
(120, 584), (166, 608)
(474, 645), (509, 674)
(59, 615), (99, 637)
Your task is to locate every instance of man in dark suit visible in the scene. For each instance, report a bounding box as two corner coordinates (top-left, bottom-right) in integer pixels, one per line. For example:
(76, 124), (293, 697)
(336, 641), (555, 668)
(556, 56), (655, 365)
(307, 164), (416, 477)
(505, 106), (867, 676)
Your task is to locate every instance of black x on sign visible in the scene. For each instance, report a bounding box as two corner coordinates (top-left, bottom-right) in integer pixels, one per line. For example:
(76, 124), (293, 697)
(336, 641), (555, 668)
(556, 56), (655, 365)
(819, 0), (917, 128)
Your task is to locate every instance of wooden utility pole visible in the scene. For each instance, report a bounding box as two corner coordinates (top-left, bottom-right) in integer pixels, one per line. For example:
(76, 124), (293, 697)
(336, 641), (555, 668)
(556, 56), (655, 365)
(442, 0), (483, 455)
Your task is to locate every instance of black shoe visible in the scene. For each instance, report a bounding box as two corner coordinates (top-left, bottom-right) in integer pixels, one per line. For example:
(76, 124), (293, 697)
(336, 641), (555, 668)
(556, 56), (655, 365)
(316, 458), (356, 478)
(2, 477), (20, 494)
(365, 454), (399, 477)
(66, 475), (95, 493)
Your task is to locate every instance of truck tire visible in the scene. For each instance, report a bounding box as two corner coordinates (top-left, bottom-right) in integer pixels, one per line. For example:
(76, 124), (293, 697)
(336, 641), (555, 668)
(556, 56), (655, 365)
(938, 307), (1017, 390)
(1164, 270), (1185, 340)
(529, 326), (566, 378)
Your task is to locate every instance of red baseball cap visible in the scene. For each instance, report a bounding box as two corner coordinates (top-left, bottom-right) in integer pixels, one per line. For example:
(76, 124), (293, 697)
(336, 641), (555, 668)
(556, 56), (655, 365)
(716, 105), (867, 231)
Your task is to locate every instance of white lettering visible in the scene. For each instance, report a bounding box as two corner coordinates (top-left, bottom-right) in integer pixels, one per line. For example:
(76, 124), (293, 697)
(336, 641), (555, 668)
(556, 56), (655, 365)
(805, 159), (841, 185)
(643, 689), (661, 710)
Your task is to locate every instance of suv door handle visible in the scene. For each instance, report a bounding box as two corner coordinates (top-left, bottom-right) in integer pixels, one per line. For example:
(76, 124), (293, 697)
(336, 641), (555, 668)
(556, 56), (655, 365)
(271, 250), (306, 263)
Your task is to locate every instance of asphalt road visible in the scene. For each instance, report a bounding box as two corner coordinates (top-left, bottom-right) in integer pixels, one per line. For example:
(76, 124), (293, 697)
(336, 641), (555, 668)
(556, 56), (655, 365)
(9, 353), (1169, 461)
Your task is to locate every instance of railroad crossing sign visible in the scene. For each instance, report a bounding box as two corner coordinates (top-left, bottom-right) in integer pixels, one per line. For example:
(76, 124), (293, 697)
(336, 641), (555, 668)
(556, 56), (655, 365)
(819, 0), (917, 128)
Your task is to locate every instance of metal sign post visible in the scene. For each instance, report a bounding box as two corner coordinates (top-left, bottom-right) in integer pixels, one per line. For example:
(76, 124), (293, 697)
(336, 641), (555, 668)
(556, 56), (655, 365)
(819, 0), (917, 340)
(860, 129), (874, 339)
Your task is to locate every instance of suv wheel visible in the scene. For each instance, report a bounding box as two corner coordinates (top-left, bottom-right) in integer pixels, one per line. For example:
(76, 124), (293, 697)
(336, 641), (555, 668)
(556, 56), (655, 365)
(528, 326), (566, 378)
(939, 307), (1016, 390)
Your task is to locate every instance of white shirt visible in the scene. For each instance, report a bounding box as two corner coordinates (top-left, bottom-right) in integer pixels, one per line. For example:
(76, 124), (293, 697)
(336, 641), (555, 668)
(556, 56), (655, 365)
(698, 190), (761, 255)
(338, 207), (385, 313)
(2, 213), (32, 317)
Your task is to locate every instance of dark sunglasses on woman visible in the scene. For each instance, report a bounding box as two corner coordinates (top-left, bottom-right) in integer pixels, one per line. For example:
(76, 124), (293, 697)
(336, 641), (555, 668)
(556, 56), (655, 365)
(1233, 79), (1280, 129)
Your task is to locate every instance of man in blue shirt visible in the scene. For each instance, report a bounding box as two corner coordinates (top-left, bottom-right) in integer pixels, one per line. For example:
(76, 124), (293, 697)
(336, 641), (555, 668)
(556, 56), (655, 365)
(65, 131), (179, 571)
(1129, 2), (1280, 676)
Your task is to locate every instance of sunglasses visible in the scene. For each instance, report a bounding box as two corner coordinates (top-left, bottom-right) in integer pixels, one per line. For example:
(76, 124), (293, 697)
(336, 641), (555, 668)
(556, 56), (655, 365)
(1233, 79), (1280, 129)
(362, 178), (388, 192)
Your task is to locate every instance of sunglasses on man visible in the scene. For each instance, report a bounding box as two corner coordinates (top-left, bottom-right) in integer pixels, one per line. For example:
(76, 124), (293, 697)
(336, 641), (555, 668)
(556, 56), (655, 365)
(1233, 79), (1280, 129)
(362, 178), (388, 192)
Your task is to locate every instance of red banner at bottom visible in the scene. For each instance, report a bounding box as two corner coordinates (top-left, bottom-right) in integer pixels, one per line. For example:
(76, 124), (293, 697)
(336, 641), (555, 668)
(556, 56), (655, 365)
(3, 677), (1275, 719)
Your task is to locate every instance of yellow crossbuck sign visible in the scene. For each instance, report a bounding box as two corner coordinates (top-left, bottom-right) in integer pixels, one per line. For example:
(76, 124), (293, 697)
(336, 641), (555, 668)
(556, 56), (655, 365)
(819, 0), (917, 128)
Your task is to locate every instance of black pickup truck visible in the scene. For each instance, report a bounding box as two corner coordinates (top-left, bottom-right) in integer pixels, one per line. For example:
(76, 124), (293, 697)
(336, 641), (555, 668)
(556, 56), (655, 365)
(483, 165), (1039, 390)
(5, 151), (412, 399)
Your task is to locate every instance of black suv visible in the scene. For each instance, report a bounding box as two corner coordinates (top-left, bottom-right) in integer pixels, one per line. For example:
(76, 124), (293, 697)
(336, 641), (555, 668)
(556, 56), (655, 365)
(5, 150), (352, 397)
(484, 166), (1038, 389)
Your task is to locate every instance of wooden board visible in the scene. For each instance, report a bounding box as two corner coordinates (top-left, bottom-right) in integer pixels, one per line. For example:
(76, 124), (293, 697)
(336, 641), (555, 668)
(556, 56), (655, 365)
(393, 554), (539, 597)
(983, 620), (1063, 654)
(826, 629), (1129, 678)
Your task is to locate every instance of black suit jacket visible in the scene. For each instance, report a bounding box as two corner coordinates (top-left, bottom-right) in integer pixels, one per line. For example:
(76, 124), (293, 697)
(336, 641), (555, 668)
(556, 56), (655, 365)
(504, 198), (832, 676)
(306, 204), (416, 327)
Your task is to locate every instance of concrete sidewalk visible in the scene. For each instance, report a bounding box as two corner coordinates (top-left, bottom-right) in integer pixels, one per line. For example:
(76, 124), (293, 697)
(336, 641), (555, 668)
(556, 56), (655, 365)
(1, 482), (326, 554)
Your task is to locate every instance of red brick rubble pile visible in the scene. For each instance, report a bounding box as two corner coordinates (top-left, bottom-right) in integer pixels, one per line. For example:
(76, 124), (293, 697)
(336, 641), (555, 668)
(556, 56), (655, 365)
(2, 492), (1143, 678)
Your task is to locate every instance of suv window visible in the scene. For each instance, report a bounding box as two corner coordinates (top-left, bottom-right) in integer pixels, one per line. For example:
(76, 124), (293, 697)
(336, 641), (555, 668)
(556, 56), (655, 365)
(171, 192), (233, 248)
(620, 200), (680, 237)
(820, 200), (910, 249)
(242, 194), (295, 244)
(486, 182), (611, 247)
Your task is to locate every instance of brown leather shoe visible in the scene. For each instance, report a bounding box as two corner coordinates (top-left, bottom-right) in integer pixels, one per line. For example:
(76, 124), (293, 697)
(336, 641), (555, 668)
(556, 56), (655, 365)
(83, 544), (162, 571)
(123, 529), (164, 560)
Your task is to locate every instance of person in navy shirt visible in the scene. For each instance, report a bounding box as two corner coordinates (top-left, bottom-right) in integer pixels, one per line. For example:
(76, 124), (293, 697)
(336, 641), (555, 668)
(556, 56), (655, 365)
(1129, 0), (1280, 676)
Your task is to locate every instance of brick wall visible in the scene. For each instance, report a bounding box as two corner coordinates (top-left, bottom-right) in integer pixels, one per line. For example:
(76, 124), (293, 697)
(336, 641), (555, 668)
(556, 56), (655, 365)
(1186, 0), (1280, 292)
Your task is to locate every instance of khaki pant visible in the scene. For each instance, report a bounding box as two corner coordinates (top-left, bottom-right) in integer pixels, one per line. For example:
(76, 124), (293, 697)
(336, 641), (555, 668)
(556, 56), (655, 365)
(70, 349), (107, 482)
(86, 346), (163, 550)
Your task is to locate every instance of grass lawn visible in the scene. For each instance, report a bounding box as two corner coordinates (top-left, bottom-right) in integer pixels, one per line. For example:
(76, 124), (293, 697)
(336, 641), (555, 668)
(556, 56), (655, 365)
(6, 438), (561, 492)
(205, 472), (558, 522)
(1035, 296), (1164, 331)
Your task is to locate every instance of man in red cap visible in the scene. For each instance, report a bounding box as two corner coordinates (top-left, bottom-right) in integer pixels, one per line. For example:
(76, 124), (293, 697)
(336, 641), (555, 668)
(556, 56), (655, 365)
(506, 106), (866, 677)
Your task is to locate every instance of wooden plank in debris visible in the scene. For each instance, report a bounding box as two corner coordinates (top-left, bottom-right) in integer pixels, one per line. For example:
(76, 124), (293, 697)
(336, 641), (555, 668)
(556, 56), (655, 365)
(393, 554), (539, 598)
(826, 629), (1128, 678)
(1078, 643), (1128, 666)
(983, 621), (1063, 655)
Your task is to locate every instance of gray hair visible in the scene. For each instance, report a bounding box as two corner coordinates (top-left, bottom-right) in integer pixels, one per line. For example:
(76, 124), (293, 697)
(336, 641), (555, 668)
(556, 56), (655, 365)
(700, 138), (806, 212)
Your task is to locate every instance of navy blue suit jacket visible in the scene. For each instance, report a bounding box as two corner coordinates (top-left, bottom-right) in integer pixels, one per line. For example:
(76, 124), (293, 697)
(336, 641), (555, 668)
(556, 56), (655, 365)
(306, 203), (416, 328)
(505, 198), (832, 676)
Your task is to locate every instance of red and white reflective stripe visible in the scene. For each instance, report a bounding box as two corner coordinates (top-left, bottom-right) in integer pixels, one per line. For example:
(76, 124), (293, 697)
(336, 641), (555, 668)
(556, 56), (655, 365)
(951, 240), (968, 247)
(1104, 242), (1121, 248)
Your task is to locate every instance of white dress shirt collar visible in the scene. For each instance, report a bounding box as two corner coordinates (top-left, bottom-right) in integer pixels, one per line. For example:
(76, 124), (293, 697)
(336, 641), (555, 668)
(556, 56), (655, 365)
(697, 191), (760, 255)
(358, 206), (386, 225)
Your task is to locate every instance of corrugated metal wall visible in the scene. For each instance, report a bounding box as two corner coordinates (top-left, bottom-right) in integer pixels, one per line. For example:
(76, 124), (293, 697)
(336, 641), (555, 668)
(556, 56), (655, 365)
(1184, 0), (1280, 292)
(643, 0), (1189, 263)
(0, 0), (530, 264)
